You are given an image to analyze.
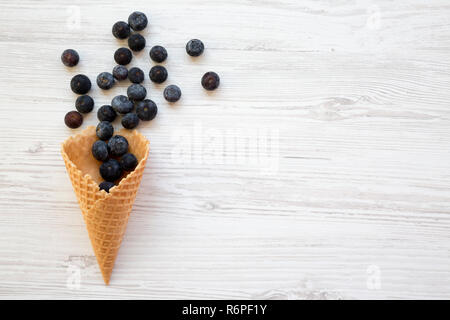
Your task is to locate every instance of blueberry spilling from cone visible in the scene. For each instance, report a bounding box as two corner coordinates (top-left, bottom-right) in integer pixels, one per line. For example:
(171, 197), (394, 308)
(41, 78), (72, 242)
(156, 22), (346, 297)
(61, 11), (221, 191)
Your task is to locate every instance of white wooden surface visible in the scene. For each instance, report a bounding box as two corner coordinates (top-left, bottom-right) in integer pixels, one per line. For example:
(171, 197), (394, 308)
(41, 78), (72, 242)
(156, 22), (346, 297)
(0, 0), (449, 300)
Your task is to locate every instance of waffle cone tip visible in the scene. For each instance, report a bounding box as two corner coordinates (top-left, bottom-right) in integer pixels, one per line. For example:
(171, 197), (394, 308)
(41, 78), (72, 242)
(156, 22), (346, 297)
(101, 270), (111, 285)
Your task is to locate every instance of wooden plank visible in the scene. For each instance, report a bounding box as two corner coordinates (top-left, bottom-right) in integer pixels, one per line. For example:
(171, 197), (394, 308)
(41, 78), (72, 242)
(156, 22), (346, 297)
(0, 0), (449, 299)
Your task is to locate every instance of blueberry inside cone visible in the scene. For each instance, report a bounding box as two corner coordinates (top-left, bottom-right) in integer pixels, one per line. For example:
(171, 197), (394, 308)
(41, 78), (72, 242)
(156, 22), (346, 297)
(100, 159), (122, 182)
(99, 181), (115, 193)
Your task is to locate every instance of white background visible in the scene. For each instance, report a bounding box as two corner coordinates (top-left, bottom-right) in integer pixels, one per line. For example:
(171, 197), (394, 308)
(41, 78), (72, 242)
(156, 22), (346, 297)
(0, 0), (449, 299)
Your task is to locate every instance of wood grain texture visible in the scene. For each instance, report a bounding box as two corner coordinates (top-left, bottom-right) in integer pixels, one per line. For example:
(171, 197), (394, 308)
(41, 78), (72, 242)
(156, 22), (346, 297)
(0, 0), (450, 299)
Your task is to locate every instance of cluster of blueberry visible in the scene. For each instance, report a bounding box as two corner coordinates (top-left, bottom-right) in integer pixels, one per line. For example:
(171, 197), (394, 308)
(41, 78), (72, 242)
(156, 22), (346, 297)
(62, 11), (220, 130)
(61, 11), (220, 192)
(92, 134), (137, 193)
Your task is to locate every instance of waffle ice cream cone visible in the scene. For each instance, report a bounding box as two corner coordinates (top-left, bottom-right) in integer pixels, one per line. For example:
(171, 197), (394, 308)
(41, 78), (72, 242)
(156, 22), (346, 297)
(61, 126), (149, 284)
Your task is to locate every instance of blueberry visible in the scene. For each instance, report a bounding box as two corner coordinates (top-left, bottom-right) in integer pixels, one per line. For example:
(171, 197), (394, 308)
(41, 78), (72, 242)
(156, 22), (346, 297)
(149, 65), (168, 84)
(136, 99), (157, 121)
(128, 33), (146, 51)
(201, 71), (220, 91)
(70, 74), (91, 94)
(128, 11), (148, 31)
(108, 135), (129, 157)
(122, 113), (140, 129)
(186, 39), (204, 57)
(96, 121), (114, 141)
(99, 181), (115, 193)
(120, 153), (138, 171)
(97, 105), (117, 122)
(92, 140), (109, 161)
(149, 45), (167, 63)
(61, 49), (79, 67)
(113, 65), (128, 80)
(163, 85), (181, 103)
(64, 111), (83, 129)
(128, 67), (145, 84)
(127, 84), (147, 101)
(114, 47), (132, 65)
(112, 95), (134, 114)
(99, 159), (122, 182)
(97, 72), (115, 90)
(75, 95), (94, 113)
(112, 21), (130, 39)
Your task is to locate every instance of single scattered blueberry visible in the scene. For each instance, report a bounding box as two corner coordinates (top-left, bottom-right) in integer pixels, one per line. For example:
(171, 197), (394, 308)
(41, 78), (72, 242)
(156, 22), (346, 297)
(61, 49), (79, 67)
(149, 45), (167, 63)
(97, 72), (115, 90)
(99, 159), (122, 182)
(96, 121), (114, 141)
(186, 39), (204, 57)
(201, 71), (220, 91)
(120, 153), (138, 171)
(64, 111), (83, 129)
(128, 33), (146, 51)
(122, 113), (140, 129)
(92, 140), (109, 161)
(111, 95), (134, 114)
(136, 99), (157, 121)
(99, 181), (115, 193)
(97, 105), (117, 122)
(75, 95), (94, 113)
(108, 135), (129, 157)
(114, 47), (132, 65)
(112, 21), (131, 39)
(163, 85), (181, 103)
(128, 67), (145, 84)
(70, 74), (91, 94)
(127, 83), (147, 101)
(113, 65), (128, 80)
(128, 11), (148, 31)
(149, 65), (168, 84)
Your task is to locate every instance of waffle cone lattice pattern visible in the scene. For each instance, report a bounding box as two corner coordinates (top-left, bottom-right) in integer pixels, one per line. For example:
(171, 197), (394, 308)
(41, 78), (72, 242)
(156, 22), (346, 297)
(61, 126), (149, 284)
